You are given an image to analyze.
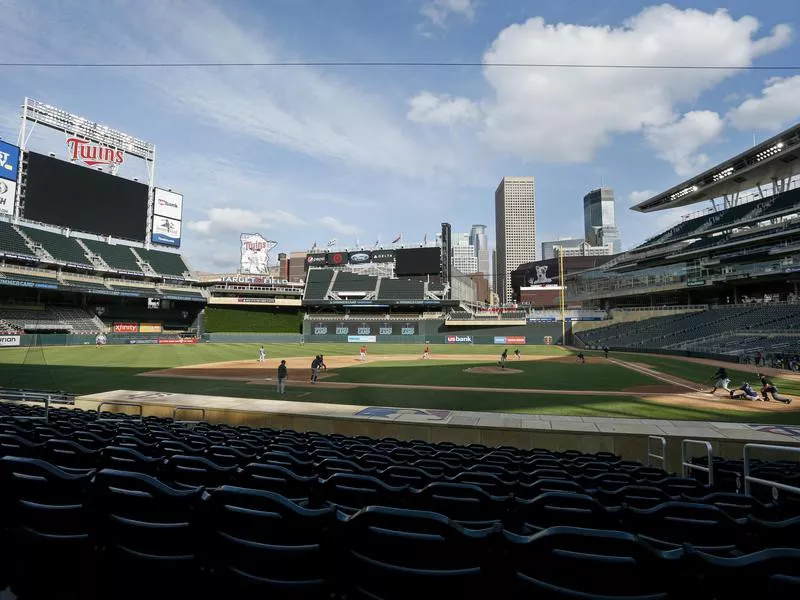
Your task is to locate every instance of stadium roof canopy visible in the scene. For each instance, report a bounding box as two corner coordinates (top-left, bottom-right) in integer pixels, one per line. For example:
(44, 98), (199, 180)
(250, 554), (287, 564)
(632, 122), (800, 213)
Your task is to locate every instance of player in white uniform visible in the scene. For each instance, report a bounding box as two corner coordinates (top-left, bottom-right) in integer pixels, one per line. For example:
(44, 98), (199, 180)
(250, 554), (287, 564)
(258, 345), (266, 364)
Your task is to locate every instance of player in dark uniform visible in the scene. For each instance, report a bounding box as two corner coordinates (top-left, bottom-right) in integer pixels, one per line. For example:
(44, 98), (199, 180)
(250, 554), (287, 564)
(758, 373), (792, 404)
(576, 352), (585, 363)
(603, 346), (609, 359)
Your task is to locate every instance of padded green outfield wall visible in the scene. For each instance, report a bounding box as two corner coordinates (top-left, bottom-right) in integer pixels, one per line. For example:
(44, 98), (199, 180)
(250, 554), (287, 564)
(203, 307), (303, 333)
(301, 319), (566, 345)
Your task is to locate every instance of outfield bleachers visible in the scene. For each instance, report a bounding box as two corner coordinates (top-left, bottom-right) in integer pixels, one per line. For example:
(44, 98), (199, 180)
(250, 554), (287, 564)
(18, 226), (93, 266)
(136, 247), (189, 278)
(331, 271), (378, 294)
(83, 239), (142, 273)
(304, 269), (335, 300)
(0, 400), (797, 598)
(378, 278), (425, 301)
(0, 221), (36, 258)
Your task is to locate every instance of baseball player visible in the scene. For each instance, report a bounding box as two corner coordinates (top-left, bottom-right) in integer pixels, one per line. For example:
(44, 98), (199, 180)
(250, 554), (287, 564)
(422, 345), (431, 359)
(758, 373), (792, 404)
(576, 352), (585, 363)
(730, 382), (760, 401)
(360, 345), (367, 362)
(708, 367), (731, 395)
(277, 360), (287, 394)
(310, 355), (321, 383)
(514, 348), (521, 360)
(498, 349), (508, 369)
(257, 345), (266, 364)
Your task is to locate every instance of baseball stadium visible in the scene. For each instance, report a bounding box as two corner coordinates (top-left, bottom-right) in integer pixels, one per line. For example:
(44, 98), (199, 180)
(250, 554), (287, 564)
(1, 99), (800, 597)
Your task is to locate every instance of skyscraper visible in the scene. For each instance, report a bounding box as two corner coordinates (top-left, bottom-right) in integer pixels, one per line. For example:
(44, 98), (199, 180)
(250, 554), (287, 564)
(452, 233), (478, 274)
(469, 224), (491, 285)
(495, 176), (536, 303)
(583, 188), (622, 254)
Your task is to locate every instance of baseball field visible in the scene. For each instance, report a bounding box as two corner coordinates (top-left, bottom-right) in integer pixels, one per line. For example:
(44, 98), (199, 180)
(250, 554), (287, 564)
(1, 342), (799, 424)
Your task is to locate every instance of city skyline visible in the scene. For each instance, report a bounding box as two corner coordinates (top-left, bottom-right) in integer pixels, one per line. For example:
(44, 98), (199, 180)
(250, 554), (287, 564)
(2, 1), (800, 271)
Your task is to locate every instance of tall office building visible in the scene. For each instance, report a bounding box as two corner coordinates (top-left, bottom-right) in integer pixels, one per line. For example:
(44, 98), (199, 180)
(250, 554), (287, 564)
(541, 238), (585, 260)
(495, 176), (536, 303)
(469, 224), (491, 286)
(583, 187), (622, 254)
(452, 233), (478, 275)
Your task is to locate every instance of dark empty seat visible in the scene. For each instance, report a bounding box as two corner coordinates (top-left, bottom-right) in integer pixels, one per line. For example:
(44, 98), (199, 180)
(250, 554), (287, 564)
(338, 507), (492, 600)
(203, 486), (336, 599)
(0, 456), (94, 599)
(93, 469), (204, 600)
(505, 526), (681, 599)
(317, 472), (407, 514)
(412, 482), (506, 528)
(237, 462), (316, 504)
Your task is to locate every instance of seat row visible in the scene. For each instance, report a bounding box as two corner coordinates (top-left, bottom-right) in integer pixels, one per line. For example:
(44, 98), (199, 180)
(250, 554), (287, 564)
(0, 457), (798, 600)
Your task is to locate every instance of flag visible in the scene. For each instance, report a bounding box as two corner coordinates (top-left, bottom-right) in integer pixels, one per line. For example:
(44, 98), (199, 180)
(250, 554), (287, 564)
(423, 234), (427, 245)
(392, 234), (401, 244)
(311, 241), (318, 251)
(327, 239), (336, 247)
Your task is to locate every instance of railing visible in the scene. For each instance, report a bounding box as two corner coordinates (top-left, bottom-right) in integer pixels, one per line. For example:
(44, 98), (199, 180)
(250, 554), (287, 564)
(647, 436), (667, 469)
(681, 439), (714, 486)
(743, 444), (800, 497)
(97, 401), (143, 423)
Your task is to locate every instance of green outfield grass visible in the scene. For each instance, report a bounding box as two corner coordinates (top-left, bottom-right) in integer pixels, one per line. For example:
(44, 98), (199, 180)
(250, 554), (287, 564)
(328, 359), (654, 391)
(0, 343), (797, 424)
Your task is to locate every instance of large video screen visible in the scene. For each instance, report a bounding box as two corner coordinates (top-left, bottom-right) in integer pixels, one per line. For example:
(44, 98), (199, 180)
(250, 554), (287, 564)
(23, 152), (149, 240)
(395, 247), (441, 276)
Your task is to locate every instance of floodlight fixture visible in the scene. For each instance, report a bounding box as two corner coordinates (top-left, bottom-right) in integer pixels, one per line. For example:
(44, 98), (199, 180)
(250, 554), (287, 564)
(20, 98), (155, 162)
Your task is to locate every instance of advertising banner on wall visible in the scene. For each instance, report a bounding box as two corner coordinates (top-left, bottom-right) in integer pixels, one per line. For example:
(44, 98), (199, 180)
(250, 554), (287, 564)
(0, 335), (21, 347)
(371, 250), (395, 263)
(0, 140), (21, 182)
(305, 254), (326, 269)
(139, 323), (163, 333)
(326, 252), (348, 267)
(494, 336), (527, 345)
(114, 322), (139, 333)
(153, 188), (183, 220)
(240, 233), (271, 274)
(348, 251), (371, 265)
(347, 335), (377, 343)
(151, 216), (182, 247)
(446, 335), (473, 344)
(0, 179), (16, 216)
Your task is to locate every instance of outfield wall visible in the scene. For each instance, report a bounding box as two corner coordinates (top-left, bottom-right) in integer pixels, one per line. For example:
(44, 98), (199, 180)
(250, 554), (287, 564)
(301, 319), (565, 345)
(0, 333), (198, 347)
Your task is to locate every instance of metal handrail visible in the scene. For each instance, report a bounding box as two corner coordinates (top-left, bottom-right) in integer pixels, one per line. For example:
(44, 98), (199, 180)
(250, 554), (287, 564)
(97, 401), (143, 422)
(172, 406), (207, 424)
(743, 444), (800, 497)
(647, 436), (666, 468)
(681, 439), (714, 486)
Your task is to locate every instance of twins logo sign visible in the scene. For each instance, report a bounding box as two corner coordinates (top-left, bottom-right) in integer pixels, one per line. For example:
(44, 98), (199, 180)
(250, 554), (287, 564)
(66, 137), (124, 167)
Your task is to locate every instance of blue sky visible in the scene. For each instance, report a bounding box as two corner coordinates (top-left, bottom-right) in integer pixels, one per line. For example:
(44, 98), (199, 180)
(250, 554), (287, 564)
(1, 0), (800, 272)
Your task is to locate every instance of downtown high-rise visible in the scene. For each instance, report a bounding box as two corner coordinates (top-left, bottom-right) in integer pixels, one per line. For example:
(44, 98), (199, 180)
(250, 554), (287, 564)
(495, 176), (536, 303)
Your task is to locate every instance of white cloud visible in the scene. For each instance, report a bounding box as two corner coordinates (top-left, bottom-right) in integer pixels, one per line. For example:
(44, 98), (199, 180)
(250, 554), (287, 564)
(728, 75), (800, 131)
(187, 207), (303, 235)
(645, 111), (725, 176)
(628, 190), (657, 205)
(318, 216), (361, 236)
(479, 6), (791, 162)
(407, 91), (480, 125)
(420, 0), (476, 29)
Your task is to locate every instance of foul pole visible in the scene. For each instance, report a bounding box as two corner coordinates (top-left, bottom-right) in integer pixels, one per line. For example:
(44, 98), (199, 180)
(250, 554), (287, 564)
(559, 248), (566, 344)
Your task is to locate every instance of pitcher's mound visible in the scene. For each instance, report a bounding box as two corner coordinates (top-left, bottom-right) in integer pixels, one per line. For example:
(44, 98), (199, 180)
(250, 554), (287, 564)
(464, 366), (523, 374)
